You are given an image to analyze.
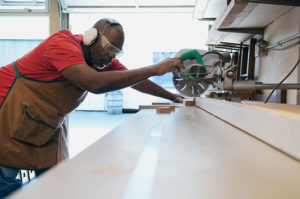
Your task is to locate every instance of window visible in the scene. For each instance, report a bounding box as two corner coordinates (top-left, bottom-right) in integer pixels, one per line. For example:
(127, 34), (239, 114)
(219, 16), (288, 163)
(0, 39), (42, 66)
(0, 0), (48, 12)
(152, 52), (176, 89)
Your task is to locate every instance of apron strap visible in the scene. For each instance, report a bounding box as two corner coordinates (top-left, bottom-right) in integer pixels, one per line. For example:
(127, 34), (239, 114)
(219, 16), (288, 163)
(13, 61), (22, 79)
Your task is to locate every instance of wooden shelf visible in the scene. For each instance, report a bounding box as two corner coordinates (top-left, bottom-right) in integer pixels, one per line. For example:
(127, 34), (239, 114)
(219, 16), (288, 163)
(205, 0), (292, 45)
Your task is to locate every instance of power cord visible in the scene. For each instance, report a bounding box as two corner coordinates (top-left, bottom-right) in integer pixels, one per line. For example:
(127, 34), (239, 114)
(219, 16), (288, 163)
(264, 57), (300, 103)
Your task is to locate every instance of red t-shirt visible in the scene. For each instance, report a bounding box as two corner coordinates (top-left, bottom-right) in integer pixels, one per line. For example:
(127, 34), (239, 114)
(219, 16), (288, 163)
(0, 30), (127, 106)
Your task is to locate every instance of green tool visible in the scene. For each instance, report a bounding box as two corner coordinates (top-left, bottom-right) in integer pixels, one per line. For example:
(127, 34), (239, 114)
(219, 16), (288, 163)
(180, 49), (203, 65)
(178, 49), (206, 81)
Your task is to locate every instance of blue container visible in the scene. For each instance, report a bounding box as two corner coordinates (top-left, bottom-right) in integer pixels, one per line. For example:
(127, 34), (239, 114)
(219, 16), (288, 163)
(105, 91), (123, 114)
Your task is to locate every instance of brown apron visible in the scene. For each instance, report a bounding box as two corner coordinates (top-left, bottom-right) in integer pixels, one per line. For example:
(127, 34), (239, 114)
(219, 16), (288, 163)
(0, 62), (87, 169)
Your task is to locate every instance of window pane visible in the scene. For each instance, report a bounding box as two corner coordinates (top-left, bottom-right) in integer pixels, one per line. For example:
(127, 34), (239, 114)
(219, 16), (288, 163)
(0, 39), (42, 67)
(152, 52), (177, 89)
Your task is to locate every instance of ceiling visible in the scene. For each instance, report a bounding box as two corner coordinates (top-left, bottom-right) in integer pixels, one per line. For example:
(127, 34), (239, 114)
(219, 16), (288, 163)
(59, 0), (198, 13)
(58, 0), (230, 20)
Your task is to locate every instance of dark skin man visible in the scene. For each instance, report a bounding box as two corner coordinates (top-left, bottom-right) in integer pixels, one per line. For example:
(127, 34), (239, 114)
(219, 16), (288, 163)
(61, 20), (184, 102)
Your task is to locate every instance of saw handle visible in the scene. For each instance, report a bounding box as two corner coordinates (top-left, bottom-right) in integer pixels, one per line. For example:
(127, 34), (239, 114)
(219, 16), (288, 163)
(180, 49), (203, 64)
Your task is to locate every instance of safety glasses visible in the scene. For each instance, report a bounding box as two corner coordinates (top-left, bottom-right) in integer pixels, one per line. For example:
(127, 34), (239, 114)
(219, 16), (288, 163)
(100, 32), (124, 58)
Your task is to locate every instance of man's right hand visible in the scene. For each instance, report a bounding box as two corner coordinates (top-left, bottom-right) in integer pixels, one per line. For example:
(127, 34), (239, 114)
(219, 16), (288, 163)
(153, 57), (184, 76)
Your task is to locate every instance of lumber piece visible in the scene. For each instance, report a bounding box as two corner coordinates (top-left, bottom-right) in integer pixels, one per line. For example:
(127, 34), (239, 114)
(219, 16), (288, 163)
(156, 107), (171, 114)
(152, 102), (170, 105)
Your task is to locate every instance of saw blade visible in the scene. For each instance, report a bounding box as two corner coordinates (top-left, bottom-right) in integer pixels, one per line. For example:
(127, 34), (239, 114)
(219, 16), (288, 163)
(173, 76), (209, 97)
(172, 49), (208, 97)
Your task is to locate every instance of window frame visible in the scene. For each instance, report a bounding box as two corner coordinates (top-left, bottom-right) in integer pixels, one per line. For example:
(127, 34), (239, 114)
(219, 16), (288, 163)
(0, 0), (48, 13)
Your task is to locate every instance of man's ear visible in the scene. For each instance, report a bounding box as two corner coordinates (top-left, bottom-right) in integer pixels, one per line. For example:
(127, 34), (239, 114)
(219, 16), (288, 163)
(83, 28), (99, 46)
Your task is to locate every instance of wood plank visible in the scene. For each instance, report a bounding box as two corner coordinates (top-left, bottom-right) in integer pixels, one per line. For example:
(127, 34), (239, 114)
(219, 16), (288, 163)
(152, 102), (170, 105)
(184, 99), (196, 106)
(9, 108), (300, 199)
(235, 4), (291, 28)
(139, 104), (183, 110)
(214, 0), (254, 29)
(196, 97), (300, 160)
(156, 107), (171, 114)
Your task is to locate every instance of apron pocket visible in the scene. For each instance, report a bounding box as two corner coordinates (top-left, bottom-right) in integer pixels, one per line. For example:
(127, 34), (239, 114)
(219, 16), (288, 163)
(10, 105), (64, 147)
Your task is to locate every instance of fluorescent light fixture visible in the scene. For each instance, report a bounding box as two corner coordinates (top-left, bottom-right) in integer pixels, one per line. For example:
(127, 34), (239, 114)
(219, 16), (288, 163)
(63, 6), (194, 14)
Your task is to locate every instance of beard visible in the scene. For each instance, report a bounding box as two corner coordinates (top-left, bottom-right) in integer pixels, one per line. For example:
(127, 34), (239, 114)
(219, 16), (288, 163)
(91, 56), (112, 69)
(95, 64), (106, 70)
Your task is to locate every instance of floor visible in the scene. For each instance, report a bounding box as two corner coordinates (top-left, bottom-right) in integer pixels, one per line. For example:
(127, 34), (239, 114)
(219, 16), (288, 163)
(68, 110), (135, 158)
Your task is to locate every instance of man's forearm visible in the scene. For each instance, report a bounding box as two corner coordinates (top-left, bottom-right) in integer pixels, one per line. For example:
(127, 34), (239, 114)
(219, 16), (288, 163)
(61, 57), (184, 94)
(132, 79), (175, 101)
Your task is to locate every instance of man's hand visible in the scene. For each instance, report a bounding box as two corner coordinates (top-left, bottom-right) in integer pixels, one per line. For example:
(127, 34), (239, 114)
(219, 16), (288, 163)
(172, 94), (184, 103)
(153, 57), (184, 76)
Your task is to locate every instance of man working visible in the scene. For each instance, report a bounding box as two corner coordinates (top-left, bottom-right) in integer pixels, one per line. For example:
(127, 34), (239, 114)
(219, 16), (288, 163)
(0, 18), (184, 197)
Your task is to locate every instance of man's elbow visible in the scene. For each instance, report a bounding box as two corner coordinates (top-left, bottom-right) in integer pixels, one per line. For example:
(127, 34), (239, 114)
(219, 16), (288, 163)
(82, 81), (108, 94)
(88, 85), (107, 94)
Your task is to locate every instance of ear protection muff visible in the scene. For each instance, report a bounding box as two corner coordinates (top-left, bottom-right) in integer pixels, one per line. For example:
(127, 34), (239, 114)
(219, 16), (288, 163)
(83, 28), (99, 46)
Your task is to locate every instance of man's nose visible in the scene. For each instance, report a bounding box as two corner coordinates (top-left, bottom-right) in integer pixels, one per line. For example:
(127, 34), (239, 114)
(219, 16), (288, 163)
(108, 51), (116, 59)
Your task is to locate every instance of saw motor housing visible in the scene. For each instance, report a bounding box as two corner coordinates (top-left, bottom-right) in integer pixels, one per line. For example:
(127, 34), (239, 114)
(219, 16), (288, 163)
(172, 49), (231, 97)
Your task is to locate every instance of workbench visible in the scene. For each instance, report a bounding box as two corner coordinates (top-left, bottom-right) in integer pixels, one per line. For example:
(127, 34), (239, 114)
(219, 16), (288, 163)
(9, 100), (300, 199)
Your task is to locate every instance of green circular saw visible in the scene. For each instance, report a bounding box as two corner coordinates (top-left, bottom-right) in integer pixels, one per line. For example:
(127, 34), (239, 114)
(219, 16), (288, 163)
(172, 49), (230, 97)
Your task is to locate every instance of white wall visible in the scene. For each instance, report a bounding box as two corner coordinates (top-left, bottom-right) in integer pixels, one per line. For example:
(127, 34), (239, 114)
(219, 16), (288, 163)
(70, 13), (210, 109)
(257, 7), (300, 105)
(0, 15), (49, 39)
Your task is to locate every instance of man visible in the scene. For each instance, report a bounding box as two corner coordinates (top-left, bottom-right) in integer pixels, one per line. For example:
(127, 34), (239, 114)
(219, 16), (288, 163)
(0, 18), (183, 197)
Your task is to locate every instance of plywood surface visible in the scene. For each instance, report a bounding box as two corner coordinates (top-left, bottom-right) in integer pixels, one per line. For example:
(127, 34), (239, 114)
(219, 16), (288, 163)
(9, 108), (300, 199)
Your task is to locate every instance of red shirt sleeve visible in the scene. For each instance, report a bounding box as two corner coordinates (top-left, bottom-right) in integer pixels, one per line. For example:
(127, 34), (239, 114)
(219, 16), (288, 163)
(43, 31), (86, 72)
(98, 59), (128, 72)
